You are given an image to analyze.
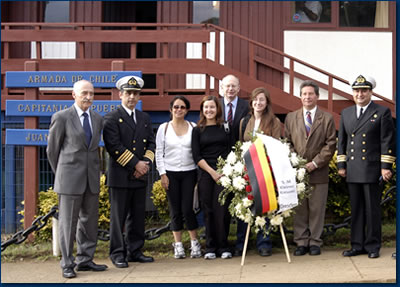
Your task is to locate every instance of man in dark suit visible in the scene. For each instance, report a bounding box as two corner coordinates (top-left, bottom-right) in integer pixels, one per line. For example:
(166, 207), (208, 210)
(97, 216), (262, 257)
(103, 75), (156, 268)
(220, 74), (249, 143)
(338, 75), (395, 259)
(219, 74), (271, 257)
(284, 80), (336, 256)
(47, 80), (107, 279)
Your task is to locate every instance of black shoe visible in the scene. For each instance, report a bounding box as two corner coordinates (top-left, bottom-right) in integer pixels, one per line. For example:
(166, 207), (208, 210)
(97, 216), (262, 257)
(258, 248), (272, 257)
(342, 248), (367, 257)
(233, 249), (243, 257)
(294, 246), (308, 256)
(76, 261), (108, 272)
(111, 257), (128, 268)
(309, 245), (321, 256)
(127, 254), (154, 263)
(368, 251), (380, 259)
(62, 267), (76, 279)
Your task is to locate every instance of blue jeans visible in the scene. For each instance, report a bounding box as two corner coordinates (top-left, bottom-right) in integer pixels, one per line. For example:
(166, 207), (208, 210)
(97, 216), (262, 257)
(235, 219), (272, 251)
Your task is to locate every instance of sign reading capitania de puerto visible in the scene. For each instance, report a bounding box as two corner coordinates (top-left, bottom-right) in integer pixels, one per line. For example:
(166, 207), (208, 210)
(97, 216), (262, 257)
(5, 71), (141, 88)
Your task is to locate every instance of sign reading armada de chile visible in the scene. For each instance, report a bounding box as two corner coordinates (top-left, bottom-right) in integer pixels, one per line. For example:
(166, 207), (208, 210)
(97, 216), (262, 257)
(5, 71), (141, 88)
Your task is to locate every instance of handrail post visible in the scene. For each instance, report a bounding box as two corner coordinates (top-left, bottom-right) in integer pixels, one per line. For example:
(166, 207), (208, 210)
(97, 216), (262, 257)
(111, 61), (125, 100)
(249, 42), (255, 78)
(35, 26), (41, 59)
(23, 61), (39, 240)
(130, 26), (137, 59)
(328, 76), (333, 113)
(78, 25), (84, 59)
(289, 59), (294, 97)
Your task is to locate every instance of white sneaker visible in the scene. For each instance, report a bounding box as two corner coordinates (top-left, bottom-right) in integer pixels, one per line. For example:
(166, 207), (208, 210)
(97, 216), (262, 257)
(204, 252), (216, 260)
(221, 252), (232, 259)
(190, 239), (202, 258)
(173, 242), (186, 259)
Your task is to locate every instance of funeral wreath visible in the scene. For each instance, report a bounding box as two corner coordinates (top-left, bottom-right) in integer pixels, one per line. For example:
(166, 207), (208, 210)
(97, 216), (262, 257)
(217, 134), (311, 236)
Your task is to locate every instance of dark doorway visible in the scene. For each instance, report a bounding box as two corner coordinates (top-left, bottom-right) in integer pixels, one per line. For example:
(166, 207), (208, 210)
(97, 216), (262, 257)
(102, 1), (157, 88)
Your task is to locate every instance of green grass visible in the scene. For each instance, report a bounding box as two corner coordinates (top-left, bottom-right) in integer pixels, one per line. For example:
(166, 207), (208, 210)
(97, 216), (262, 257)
(1, 222), (396, 263)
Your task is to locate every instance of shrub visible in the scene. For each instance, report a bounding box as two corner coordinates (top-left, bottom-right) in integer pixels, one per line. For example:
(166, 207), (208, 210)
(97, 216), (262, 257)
(150, 180), (169, 222)
(20, 174), (110, 242)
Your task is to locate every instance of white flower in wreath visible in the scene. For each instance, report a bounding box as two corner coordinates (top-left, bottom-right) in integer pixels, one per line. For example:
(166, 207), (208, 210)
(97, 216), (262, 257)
(244, 212), (253, 224)
(222, 164), (234, 177)
(255, 216), (266, 228)
(220, 176), (231, 188)
(297, 182), (306, 194)
(296, 167), (306, 181)
(270, 214), (283, 226)
(226, 151), (237, 165)
(242, 197), (253, 208)
(240, 141), (252, 157)
(235, 202), (243, 212)
(290, 152), (299, 166)
(233, 176), (246, 191)
(233, 161), (245, 174)
(282, 142), (291, 157)
(281, 210), (292, 218)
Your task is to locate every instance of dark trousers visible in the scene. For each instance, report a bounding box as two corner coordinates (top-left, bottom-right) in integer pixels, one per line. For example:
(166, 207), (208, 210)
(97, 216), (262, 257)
(166, 169), (198, 231)
(109, 187), (146, 260)
(198, 170), (231, 255)
(348, 183), (382, 252)
(236, 219), (272, 251)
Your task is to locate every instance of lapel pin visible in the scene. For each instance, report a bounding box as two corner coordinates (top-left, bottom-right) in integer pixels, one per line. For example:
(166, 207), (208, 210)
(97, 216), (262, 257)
(119, 118), (123, 123)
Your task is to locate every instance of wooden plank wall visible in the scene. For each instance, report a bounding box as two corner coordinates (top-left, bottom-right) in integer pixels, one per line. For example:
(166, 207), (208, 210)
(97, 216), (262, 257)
(220, 1), (285, 96)
(158, 1), (192, 90)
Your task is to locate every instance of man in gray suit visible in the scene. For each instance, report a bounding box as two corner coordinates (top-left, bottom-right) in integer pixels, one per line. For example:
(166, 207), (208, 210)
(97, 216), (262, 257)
(47, 80), (107, 278)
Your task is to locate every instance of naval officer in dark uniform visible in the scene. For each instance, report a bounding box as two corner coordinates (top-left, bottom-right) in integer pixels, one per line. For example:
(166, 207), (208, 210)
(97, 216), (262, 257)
(338, 74), (396, 259)
(103, 75), (156, 268)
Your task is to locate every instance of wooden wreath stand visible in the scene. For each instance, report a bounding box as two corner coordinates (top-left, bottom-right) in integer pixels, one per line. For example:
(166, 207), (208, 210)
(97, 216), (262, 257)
(241, 223), (291, 266)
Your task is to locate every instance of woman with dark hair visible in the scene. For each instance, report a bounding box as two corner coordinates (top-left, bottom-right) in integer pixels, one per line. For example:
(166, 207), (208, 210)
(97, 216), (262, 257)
(237, 87), (282, 257)
(240, 87), (282, 142)
(155, 96), (201, 259)
(191, 95), (234, 260)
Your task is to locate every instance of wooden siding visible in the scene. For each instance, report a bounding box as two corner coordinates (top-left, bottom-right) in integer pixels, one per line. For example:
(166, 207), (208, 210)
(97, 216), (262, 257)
(1, 1), (41, 59)
(158, 1), (192, 90)
(220, 1), (285, 97)
(70, 1), (102, 59)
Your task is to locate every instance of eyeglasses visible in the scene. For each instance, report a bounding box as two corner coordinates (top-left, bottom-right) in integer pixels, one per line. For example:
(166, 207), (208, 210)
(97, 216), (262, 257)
(173, 105), (186, 110)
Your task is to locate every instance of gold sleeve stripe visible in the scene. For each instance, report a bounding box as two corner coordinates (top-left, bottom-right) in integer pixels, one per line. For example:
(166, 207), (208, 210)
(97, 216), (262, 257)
(117, 149), (134, 166)
(381, 155), (396, 164)
(337, 155), (346, 162)
(144, 150), (155, 162)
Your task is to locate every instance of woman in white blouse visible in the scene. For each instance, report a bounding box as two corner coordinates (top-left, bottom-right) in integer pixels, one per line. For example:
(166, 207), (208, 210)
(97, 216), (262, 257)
(155, 96), (201, 259)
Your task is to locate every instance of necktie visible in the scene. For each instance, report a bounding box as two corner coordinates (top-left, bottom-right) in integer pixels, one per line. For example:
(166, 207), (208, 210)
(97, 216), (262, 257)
(358, 107), (364, 119)
(83, 112), (92, 146)
(305, 111), (312, 136)
(227, 103), (233, 125)
(131, 111), (136, 128)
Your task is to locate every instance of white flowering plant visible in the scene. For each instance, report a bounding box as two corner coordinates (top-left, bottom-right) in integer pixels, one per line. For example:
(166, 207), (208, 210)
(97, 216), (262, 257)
(217, 138), (311, 236)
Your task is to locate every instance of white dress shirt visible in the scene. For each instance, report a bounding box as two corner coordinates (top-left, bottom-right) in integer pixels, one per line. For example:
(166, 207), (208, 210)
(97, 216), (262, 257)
(74, 103), (92, 131)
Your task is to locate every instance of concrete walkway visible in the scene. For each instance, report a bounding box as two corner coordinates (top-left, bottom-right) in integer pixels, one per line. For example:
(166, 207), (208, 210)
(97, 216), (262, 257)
(1, 248), (396, 283)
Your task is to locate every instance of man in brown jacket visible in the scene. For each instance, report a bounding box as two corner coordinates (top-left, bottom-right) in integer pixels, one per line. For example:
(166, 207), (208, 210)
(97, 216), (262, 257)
(284, 80), (336, 256)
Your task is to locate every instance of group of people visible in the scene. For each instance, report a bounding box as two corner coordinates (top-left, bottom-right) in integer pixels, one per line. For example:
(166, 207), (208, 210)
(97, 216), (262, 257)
(47, 72), (395, 279)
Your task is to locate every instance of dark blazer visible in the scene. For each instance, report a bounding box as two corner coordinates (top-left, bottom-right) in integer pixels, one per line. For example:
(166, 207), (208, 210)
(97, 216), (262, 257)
(47, 105), (103, 195)
(221, 97), (249, 142)
(284, 107), (336, 184)
(337, 101), (396, 183)
(103, 106), (156, 188)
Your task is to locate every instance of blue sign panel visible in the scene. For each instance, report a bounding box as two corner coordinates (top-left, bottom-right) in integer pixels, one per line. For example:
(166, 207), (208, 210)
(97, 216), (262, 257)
(6, 100), (142, 117)
(6, 129), (105, 147)
(6, 71), (142, 88)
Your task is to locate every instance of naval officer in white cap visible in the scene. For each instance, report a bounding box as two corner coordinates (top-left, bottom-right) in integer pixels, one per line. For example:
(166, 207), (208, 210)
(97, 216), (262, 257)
(103, 75), (156, 267)
(338, 74), (395, 259)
